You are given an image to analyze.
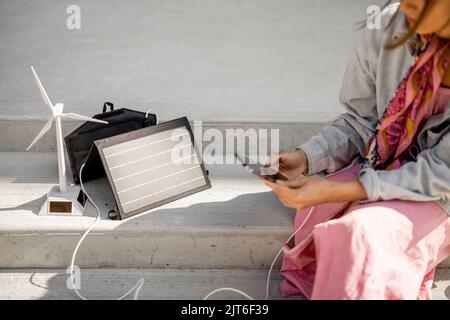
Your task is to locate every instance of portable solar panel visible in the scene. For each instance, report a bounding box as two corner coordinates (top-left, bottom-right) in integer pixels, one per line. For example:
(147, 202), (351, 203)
(94, 117), (211, 220)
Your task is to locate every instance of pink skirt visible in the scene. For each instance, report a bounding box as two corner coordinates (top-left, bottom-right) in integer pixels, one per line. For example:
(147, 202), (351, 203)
(280, 163), (450, 300)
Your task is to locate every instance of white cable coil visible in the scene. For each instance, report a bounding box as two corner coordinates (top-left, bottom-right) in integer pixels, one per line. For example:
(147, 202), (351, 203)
(68, 162), (144, 300)
(69, 154), (351, 300)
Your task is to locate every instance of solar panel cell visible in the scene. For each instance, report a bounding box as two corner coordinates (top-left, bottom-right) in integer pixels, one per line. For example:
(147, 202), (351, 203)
(94, 117), (211, 219)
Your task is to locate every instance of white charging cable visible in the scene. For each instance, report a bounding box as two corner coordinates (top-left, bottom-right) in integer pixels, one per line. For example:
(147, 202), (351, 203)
(68, 109), (161, 299)
(68, 162), (144, 300)
(69, 151), (352, 300)
(70, 163), (313, 301)
(203, 206), (315, 300)
(203, 160), (357, 300)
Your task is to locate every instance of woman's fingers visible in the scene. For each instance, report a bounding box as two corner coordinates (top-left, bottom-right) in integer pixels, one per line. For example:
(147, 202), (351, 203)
(264, 178), (308, 209)
(276, 190), (302, 209)
(265, 177), (301, 190)
(264, 179), (296, 196)
(265, 153), (281, 169)
(262, 178), (280, 190)
(277, 177), (310, 188)
(278, 196), (291, 208)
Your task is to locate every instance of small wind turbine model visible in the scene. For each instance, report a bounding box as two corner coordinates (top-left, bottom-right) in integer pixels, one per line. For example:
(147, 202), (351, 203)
(27, 66), (108, 216)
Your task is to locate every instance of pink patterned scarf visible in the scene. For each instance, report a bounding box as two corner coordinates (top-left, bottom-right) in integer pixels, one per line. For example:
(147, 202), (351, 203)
(364, 35), (450, 170)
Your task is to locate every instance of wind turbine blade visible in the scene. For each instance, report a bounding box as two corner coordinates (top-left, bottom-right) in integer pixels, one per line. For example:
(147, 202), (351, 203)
(30, 66), (54, 112)
(61, 113), (108, 124)
(26, 118), (53, 151)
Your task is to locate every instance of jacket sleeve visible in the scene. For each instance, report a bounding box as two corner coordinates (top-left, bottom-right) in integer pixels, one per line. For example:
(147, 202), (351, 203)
(298, 26), (379, 175)
(357, 129), (450, 208)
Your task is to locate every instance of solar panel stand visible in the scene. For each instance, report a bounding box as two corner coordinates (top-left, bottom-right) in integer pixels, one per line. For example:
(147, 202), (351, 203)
(37, 185), (87, 216)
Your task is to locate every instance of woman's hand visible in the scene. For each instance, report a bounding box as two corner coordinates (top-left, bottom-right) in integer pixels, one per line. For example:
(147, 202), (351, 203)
(262, 176), (368, 210)
(265, 149), (309, 180)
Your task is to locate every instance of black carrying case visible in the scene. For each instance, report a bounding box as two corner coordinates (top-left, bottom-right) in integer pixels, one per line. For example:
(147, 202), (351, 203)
(65, 102), (157, 184)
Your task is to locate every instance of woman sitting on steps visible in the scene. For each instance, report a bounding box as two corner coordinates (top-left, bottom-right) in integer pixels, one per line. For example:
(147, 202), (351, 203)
(264, 0), (450, 300)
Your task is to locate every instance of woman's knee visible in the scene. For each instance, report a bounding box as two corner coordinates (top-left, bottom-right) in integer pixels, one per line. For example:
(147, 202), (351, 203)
(317, 203), (415, 248)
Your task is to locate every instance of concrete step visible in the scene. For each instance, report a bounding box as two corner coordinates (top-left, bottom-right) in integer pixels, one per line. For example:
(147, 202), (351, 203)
(0, 117), (323, 152)
(1, 151), (449, 270)
(0, 151), (296, 269)
(0, 268), (449, 300)
(0, 0), (376, 124)
(0, 268), (297, 300)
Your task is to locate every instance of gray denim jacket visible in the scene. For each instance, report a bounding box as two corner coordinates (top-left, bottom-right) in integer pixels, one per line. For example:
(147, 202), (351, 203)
(298, 3), (450, 215)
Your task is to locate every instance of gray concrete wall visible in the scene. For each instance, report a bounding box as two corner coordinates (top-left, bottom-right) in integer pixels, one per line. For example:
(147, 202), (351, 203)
(0, 0), (380, 123)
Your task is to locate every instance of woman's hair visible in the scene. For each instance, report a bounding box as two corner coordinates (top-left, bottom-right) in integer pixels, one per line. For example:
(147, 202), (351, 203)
(366, 0), (432, 49)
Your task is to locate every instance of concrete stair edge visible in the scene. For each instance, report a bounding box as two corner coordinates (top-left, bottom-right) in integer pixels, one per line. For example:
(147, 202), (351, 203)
(0, 117), (324, 152)
(1, 147), (449, 269)
(0, 268), (448, 300)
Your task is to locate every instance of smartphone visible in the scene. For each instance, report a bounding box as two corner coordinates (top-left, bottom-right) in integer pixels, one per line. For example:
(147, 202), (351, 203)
(234, 152), (289, 182)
